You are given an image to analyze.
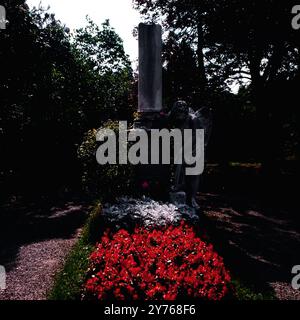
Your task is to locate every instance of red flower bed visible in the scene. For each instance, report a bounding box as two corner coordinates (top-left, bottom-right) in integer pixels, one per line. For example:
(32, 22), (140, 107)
(83, 222), (231, 300)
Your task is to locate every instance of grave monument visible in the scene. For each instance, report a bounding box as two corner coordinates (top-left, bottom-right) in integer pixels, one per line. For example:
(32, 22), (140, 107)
(136, 23), (212, 208)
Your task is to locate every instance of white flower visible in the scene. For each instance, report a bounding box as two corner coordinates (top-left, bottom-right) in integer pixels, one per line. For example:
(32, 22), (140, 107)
(103, 197), (199, 227)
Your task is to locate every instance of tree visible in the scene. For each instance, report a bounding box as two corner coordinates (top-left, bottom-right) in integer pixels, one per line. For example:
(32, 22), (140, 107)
(133, 0), (300, 167)
(74, 18), (134, 122)
(204, 0), (300, 168)
(0, 2), (134, 200)
(163, 32), (198, 106)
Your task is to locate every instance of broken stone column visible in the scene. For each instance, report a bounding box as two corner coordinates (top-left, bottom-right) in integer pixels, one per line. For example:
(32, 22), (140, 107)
(0, 5), (6, 30)
(138, 23), (162, 114)
(134, 23), (169, 199)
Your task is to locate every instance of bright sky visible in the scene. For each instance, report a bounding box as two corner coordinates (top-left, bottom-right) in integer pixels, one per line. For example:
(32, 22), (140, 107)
(26, 0), (141, 64)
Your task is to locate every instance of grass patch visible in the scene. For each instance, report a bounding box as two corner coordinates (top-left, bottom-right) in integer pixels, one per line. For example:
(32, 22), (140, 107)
(232, 278), (276, 300)
(48, 201), (104, 300)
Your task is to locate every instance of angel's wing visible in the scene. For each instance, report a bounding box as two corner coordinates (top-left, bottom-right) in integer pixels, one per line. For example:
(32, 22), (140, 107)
(194, 107), (213, 148)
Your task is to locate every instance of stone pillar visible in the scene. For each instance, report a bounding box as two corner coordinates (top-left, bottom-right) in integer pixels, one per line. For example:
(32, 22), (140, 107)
(0, 5), (6, 30)
(134, 23), (169, 199)
(138, 23), (162, 113)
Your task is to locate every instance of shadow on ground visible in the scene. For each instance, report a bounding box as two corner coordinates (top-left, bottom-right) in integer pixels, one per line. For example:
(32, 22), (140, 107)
(0, 198), (89, 272)
(198, 192), (300, 299)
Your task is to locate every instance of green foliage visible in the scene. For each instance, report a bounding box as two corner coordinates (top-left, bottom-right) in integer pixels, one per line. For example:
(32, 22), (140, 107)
(163, 37), (199, 106)
(0, 3), (134, 199)
(74, 18), (132, 74)
(77, 121), (135, 200)
(232, 278), (275, 301)
(73, 18), (134, 122)
(49, 202), (103, 300)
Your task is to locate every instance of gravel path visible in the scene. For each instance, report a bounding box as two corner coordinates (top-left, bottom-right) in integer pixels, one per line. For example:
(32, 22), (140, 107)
(0, 236), (80, 300)
(198, 193), (300, 300)
(0, 201), (88, 300)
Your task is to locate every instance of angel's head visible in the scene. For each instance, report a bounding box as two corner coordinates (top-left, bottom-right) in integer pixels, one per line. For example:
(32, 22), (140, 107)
(168, 100), (189, 125)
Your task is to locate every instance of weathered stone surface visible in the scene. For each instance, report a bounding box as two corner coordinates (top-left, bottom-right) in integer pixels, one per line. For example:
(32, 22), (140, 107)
(0, 6), (6, 30)
(138, 23), (162, 113)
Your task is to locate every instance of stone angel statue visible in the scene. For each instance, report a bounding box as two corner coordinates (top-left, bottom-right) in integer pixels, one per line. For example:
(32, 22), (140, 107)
(168, 100), (212, 209)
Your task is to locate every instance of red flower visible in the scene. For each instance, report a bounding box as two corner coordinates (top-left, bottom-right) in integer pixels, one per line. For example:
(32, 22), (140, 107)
(83, 222), (231, 301)
(141, 181), (149, 189)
